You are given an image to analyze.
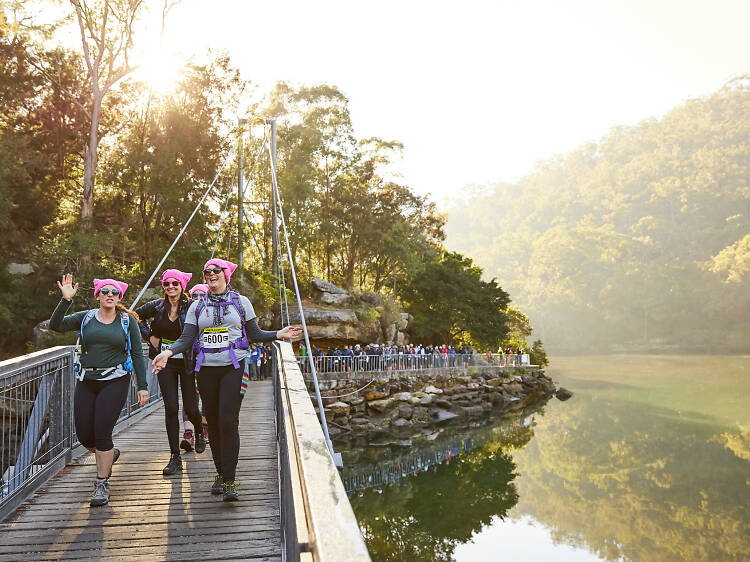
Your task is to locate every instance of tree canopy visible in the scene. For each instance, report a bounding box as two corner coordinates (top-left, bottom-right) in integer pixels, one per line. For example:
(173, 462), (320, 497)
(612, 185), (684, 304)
(446, 76), (750, 352)
(0, 1), (525, 355)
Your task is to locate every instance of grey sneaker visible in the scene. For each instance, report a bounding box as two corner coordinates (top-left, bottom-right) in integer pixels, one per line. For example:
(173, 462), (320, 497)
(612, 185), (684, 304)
(222, 480), (239, 501)
(90, 478), (110, 506)
(211, 474), (224, 495)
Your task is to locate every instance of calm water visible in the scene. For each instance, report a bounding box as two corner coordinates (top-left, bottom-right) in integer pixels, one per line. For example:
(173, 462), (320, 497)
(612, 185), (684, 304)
(337, 355), (750, 561)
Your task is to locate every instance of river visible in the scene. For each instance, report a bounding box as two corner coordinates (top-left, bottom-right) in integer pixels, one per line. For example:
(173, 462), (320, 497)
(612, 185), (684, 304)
(336, 355), (750, 561)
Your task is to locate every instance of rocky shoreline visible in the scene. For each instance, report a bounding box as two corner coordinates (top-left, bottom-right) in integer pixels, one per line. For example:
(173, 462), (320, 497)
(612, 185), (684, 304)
(307, 366), (557, 437)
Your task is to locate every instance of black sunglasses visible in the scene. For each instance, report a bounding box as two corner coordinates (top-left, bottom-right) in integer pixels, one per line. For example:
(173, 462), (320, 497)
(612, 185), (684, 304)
(191, 292), (206, 300)
(99, 288), (121, 296)
(203, 267), (224, 275)
(163, 280), (181, 287)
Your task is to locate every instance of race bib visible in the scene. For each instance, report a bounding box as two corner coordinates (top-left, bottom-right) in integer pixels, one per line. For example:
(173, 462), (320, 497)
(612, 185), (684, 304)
(202, 327), (229, 349)
(161, 338), (183, 359)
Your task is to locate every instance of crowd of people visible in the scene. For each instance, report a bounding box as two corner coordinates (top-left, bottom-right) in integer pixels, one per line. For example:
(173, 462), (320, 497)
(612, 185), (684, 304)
(297, 342), (473, 373)
(296, 342), (530, 373)
(50, 259), (301, 508)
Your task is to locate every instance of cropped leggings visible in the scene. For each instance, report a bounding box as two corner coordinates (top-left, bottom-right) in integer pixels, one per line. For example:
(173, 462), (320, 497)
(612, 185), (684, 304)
(158, 362), (203, 454)
(74, 375), (130, 451)
(197, 364), (243, 481)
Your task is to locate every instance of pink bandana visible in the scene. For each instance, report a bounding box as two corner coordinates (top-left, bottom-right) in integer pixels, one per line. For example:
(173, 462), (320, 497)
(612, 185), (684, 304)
(203, 258), (238, 284)
(161, 269), (193, 291)
(189, 283), (209, 295)
(93, 278), (128, 298)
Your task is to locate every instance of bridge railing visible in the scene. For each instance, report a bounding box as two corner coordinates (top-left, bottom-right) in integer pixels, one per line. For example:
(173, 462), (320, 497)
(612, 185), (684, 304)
(274, 341), (371, 562)
(0, 344), (163, 521)
(294, 352), (532, 374)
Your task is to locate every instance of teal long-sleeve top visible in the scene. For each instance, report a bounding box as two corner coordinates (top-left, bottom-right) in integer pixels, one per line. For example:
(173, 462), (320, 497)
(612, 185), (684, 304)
(49, 298), (148, 390)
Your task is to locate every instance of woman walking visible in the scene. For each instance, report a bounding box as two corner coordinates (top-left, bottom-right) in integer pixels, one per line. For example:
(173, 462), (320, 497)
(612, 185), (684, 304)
(50, 275), (149, 506)
(135, 269), (206, 475)
(151, 259), (300, 501)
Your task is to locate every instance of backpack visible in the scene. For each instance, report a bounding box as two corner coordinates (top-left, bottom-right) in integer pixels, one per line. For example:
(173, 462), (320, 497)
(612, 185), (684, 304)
(73, 309), (134, 381)
(191, 290), (249, 371)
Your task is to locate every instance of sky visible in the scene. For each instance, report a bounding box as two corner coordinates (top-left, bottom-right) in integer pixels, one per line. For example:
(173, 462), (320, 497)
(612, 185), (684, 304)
(130, 0), (750, 205)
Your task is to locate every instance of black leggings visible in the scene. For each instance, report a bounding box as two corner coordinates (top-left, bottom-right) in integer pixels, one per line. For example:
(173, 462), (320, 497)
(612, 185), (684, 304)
(74, 376), (130, 451)
(158, 362), (203, 454)
(198, 365), (243, 481)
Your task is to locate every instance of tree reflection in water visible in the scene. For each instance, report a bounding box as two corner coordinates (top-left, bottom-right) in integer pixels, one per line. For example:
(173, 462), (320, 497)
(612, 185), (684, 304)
(511, 393), (750, 562)
(338, 413), (536, 561)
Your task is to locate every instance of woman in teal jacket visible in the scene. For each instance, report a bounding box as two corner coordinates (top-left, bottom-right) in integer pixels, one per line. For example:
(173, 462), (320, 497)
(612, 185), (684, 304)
(50, 274), (149, 507)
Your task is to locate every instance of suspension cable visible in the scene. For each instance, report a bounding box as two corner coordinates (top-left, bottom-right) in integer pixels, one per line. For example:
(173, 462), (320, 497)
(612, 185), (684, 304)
(266, 136), (341, 467)
(130, 151), (234, 308)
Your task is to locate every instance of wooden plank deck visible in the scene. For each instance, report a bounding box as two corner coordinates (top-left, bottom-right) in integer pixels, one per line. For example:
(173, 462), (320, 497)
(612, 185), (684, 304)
(0, 380), (281, 561)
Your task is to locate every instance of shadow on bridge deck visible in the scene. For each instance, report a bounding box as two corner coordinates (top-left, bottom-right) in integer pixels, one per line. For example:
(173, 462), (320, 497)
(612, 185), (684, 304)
(0, 380), (280, 561)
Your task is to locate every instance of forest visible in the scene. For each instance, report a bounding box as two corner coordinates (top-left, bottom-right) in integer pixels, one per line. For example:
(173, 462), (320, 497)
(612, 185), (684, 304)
(446, 76), (750, 353)
(0, 1), (534, 358)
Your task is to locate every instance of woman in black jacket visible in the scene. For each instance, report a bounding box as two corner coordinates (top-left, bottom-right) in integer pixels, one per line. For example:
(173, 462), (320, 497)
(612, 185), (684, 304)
(135, 269), (205, 475)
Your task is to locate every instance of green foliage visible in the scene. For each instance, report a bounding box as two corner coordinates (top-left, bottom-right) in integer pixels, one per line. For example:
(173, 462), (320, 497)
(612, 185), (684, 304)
(446, 75), (750, 352)
(0, 5), (531, 357)
(529, 339), (549, 367)
(400, 251), (510, 348)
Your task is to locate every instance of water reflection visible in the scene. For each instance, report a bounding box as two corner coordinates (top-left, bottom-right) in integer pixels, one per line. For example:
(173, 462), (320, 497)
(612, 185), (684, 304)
(338, 410), (539, 561)
(510, 390), (750, 562)
(339, 357), (750, 562)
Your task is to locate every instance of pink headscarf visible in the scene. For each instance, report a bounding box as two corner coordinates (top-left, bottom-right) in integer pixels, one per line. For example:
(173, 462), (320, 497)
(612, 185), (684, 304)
(93, 278), (128, 298)
(161, 269), (192, 291)
(203, 258), (238, 284)
(189, 283), (209, 295)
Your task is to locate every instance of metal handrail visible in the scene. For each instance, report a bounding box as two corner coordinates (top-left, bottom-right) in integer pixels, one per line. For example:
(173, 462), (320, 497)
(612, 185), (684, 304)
(274, 341), (371, 561)
(293, 353), (532, 374)
(0, 344), (163, 520)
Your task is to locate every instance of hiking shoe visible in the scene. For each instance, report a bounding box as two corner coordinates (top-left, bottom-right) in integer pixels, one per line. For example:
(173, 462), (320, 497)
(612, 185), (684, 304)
(162, 453), (182, 476)
(107, 448), (120, 478)
(180, 430), (195, 452)
(222, 480), (239, 501)
(195, 431), (206, 454)
(90, 478), (110, 506)
(211, 474), (224, 495)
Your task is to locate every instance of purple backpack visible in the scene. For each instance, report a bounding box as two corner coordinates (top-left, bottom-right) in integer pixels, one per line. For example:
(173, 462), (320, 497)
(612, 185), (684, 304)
(191, 290), (250, 371)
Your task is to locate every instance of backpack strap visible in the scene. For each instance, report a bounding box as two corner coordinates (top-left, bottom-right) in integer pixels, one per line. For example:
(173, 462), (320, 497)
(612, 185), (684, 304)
(78, 309), (98, 353)
(120, 312), (134, 373)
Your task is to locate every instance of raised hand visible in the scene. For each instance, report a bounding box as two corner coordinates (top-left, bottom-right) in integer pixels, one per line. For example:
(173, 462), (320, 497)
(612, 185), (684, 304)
(277, 326), (303, 340)
(56, 274), (79, 301)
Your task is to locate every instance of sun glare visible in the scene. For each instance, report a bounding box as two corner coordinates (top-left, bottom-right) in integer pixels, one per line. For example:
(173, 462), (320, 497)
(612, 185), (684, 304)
(133, 51), (184, 94)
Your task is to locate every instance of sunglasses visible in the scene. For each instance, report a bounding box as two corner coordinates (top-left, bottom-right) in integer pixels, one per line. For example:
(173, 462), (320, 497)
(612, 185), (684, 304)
(191, 292), (207, 300)
(99, 288), (121, 296)
(203, 267), (224, 275)
(163, 280), (181, 287)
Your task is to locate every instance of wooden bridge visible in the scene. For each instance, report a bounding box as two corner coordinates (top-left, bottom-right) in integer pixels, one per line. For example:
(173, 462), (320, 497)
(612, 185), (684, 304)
(0, 342), (370, 561)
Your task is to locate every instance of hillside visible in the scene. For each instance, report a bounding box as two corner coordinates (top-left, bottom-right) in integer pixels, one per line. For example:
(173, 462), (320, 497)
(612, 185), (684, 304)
(445, 76), (750, 353)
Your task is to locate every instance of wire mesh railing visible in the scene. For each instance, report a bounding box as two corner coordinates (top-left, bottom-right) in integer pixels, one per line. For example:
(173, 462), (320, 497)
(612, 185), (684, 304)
(0, 344), (162, 520)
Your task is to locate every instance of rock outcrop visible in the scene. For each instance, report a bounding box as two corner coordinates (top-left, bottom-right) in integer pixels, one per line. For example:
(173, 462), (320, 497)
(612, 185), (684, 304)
(284, 278), (410, 345)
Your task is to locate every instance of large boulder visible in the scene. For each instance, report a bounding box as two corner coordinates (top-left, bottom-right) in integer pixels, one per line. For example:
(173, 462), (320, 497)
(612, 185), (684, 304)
(398, 312), (413, 331)
(6, 263), (34, 275)
(312, 278), (348, 295)
(360, 291), (384, 307)
(556, 388), (574, 401)
(321, 292), (351, 306)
